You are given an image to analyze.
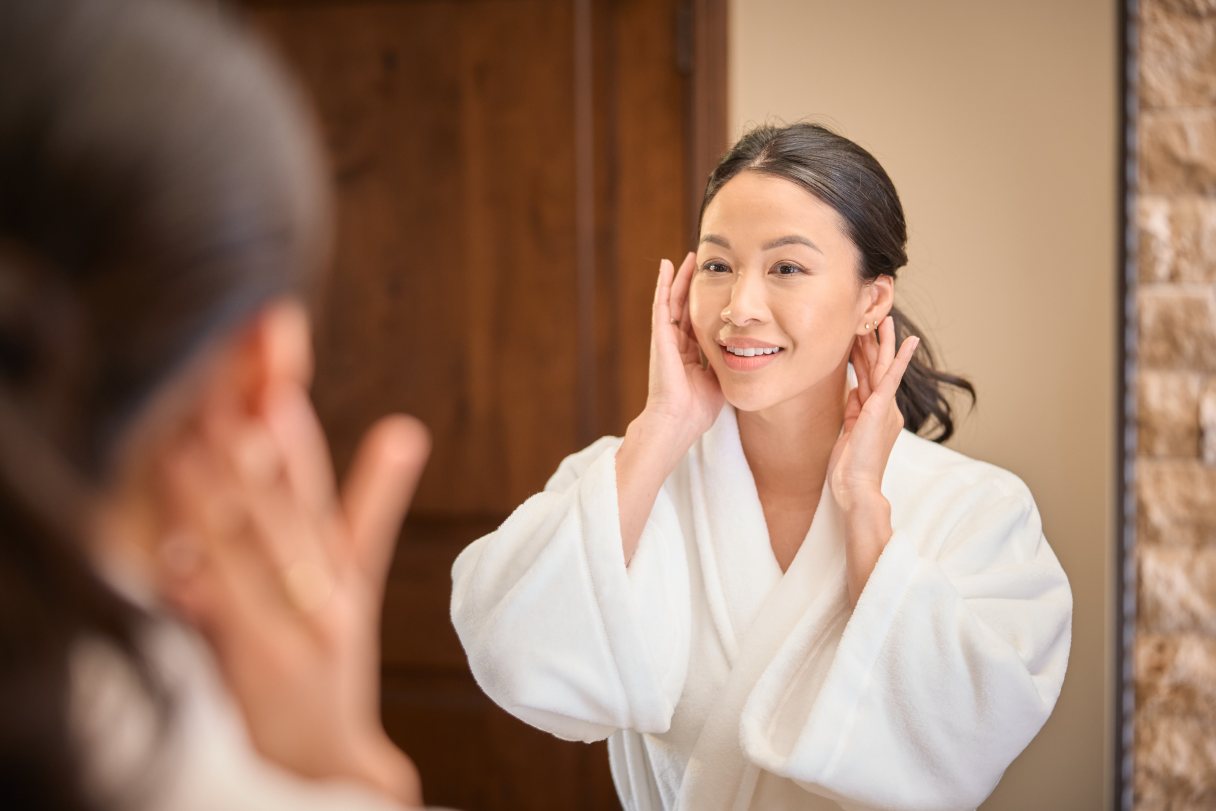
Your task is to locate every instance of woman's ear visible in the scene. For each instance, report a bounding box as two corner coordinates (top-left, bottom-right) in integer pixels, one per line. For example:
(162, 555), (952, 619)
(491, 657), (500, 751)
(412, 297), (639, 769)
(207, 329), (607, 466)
(193, 298), (314, 425)
(858, 276), (895, 333)
(252, 299), (313, 393)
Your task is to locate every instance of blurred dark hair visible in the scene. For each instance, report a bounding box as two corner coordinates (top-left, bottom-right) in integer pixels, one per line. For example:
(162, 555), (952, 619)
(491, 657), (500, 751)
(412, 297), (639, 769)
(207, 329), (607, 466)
(699, 122), (975, 442)
(0, 0), (329, 808)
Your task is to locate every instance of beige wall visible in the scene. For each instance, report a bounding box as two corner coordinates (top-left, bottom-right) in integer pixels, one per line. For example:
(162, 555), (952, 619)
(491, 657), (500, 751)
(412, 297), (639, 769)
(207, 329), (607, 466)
(729, 1), (1117, 808)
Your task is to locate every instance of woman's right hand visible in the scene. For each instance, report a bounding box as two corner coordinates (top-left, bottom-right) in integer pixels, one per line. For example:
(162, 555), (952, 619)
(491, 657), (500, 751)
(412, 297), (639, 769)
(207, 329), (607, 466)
(158, 386), (429, 807)
(641, 252), (724, 447)
(615, 253), (723, 563)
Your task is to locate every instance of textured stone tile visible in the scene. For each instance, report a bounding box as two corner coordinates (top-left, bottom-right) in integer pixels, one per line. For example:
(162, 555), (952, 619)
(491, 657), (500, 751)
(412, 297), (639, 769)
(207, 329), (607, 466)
(1139, 196), (1174, 284)
(1137, 460), (1216, 546)
(1142, 1), (1216, 109)
(1137, 196), (1216, 283)
(1141, 110), (1216, 195)
(1136, 633), (1216, 718)
(1134, 710), (1216, 808)
(1139, 543), (1216, 632)
(1138, 288), (1216, 371)
(1157, 0), (1216, 17)
(1139, 371), (1201, 457)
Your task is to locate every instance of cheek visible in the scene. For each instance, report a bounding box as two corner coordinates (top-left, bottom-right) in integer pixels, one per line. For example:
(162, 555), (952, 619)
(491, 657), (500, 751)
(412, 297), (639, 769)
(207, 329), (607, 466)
(775, 285), (862, 344)
(688, 280), (717, 338)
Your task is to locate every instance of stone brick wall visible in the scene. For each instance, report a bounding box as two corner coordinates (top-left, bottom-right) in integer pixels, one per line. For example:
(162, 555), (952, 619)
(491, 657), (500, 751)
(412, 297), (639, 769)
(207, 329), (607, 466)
(1134, 0), (1216, 807)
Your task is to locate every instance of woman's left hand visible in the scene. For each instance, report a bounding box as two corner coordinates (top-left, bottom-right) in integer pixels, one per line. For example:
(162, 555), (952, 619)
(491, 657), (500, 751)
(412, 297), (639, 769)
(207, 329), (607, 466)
(829, 317), (918, 604)
(829, 317), (919, 510)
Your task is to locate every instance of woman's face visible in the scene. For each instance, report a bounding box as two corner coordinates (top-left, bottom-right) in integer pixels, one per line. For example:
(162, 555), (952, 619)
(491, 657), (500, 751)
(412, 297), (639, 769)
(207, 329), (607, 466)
(690, 170), (877, 415)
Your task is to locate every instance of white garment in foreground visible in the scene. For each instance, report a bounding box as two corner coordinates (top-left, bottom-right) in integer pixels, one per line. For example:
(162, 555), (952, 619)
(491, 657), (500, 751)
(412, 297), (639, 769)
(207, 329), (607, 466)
(451, 407), (1072, 811)
(72, 616), (424, 811)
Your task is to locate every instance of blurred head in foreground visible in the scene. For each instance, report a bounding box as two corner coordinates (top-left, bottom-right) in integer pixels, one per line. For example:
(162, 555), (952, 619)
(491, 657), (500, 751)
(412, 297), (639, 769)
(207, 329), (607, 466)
(0, 0), (329, 806)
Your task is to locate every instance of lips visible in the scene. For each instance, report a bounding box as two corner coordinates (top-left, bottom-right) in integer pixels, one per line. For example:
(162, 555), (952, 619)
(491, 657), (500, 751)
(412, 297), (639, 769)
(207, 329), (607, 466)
(724, 345), (781, 357)
(717, 338), (784, 371)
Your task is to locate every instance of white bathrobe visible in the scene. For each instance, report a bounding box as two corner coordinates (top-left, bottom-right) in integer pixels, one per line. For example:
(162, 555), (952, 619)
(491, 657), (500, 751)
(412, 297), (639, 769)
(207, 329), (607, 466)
(450, 407), (1072, 811)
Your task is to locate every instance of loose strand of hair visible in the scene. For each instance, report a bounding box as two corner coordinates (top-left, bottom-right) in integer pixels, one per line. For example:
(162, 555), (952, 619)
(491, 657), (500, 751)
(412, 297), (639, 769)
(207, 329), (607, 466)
(889, 306), (976, 442)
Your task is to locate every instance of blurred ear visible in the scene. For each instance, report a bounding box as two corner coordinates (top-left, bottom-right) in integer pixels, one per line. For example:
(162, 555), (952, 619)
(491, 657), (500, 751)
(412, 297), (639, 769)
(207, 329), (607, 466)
(104, 299), (313, 569)
(196, 298), (313, 423)
(247, 298), (314, 401)
(858, 276), (895, 333)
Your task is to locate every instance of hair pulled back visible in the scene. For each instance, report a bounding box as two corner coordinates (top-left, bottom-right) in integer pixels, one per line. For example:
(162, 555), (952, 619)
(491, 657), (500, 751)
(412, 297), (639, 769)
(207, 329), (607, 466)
(699, 122), (975, 442)
(0, 1), (328, 808)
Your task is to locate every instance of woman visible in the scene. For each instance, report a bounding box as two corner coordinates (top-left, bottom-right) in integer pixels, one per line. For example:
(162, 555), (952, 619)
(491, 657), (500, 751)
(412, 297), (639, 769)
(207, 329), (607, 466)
(0, 1), (431, 809)
(451, 124), (1072, 810)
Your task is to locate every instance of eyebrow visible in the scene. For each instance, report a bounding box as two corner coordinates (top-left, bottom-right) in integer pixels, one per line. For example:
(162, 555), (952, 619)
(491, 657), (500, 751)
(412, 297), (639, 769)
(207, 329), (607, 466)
(762, 235), (823, 254)
(699, 233), (823, 254)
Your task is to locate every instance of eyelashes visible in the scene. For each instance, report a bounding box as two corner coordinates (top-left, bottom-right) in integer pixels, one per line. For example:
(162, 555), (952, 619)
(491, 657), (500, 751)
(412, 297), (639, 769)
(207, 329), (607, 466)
(697, 260), (808, 277)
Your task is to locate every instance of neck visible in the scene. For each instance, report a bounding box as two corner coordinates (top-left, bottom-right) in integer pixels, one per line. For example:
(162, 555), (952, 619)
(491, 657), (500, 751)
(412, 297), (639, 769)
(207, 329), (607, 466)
(736, 361), (848, 501)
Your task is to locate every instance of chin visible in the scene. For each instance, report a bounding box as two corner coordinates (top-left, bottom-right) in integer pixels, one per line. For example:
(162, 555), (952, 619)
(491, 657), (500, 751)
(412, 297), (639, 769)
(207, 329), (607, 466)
(717, 381), (782, 414)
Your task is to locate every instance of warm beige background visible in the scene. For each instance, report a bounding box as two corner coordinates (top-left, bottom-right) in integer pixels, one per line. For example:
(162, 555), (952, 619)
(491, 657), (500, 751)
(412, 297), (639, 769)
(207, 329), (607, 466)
(729, 1), (1117, 808)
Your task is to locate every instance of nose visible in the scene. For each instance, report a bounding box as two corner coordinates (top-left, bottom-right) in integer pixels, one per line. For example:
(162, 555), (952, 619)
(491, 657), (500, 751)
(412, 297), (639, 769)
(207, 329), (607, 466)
(721, 268), (768, 326)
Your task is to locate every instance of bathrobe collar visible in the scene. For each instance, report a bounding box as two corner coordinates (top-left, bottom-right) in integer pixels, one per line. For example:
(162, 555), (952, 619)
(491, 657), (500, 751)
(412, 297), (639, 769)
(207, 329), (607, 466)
(680, 406), (850, 808)
(685, 406), (846, 662)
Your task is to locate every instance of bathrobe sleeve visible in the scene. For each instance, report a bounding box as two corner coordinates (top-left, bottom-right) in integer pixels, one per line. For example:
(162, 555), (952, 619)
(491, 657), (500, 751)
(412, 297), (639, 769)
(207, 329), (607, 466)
(450, 437), (691, 743)
(740, 472), (1072, 811)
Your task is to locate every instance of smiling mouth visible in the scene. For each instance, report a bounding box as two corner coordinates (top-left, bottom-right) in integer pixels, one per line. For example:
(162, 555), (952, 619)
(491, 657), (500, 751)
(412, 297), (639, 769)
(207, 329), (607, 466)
(723, 346), (783, 357)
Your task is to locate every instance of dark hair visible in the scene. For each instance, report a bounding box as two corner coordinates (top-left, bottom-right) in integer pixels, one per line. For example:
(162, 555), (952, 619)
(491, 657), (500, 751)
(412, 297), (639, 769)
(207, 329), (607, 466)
(699, 122), (975, 442)
(0, 1), (328, 808)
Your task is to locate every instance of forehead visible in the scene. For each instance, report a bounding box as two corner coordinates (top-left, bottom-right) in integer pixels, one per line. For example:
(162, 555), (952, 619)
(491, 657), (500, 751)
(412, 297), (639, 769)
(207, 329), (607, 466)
(699, 170), (850, 246)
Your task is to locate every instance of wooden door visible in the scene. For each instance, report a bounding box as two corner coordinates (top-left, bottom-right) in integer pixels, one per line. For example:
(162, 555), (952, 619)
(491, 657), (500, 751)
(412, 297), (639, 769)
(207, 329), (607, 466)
(239, 1), (725, 807)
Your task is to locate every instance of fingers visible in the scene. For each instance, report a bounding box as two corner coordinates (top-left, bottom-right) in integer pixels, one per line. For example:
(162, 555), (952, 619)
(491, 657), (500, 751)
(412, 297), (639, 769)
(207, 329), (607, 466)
(668, 251), (696, 331)
(159, 434), (289, 638)
(874, 316), (897, 382)
(263, 385), (338, 521)
(652, 258), (675, 329)
(871, 335), (921, 402)
(653, 255), (704, 370)
(342, 414), (431, 586)
(851, 339), (872, 403)
(178, 390), (341, 625)
(862, 328), (880, 391)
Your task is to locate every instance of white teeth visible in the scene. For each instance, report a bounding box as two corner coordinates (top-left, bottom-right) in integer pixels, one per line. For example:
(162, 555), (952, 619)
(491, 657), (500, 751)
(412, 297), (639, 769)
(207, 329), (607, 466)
(725, 346), (781, 357)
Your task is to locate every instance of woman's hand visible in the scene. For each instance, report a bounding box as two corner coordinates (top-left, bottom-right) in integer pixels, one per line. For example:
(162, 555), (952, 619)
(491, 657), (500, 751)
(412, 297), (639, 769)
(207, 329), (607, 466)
(615, 253), (724, 563)
(157, 385), (430, 806)
(828, 316), (918, 604)
(641, 252), (725, 445)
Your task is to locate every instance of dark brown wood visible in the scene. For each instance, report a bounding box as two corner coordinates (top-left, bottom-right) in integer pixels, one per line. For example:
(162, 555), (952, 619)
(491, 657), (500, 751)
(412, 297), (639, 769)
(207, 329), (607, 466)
(600, 0), (699, 427)
(240, 0), (727, 806)
(688, 0), (729, 230)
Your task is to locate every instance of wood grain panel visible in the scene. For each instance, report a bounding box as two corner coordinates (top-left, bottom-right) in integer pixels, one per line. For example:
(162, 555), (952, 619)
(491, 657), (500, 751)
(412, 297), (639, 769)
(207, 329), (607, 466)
(381, 673), (616, 810)
(251, 1), (581, 515)
(604, 0), (693, 430)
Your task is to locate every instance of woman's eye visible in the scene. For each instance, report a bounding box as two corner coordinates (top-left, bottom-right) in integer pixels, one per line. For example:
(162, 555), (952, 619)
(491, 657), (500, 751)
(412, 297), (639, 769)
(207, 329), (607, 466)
(773, 262), (804, 276)
(702, 261), (730, 274)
